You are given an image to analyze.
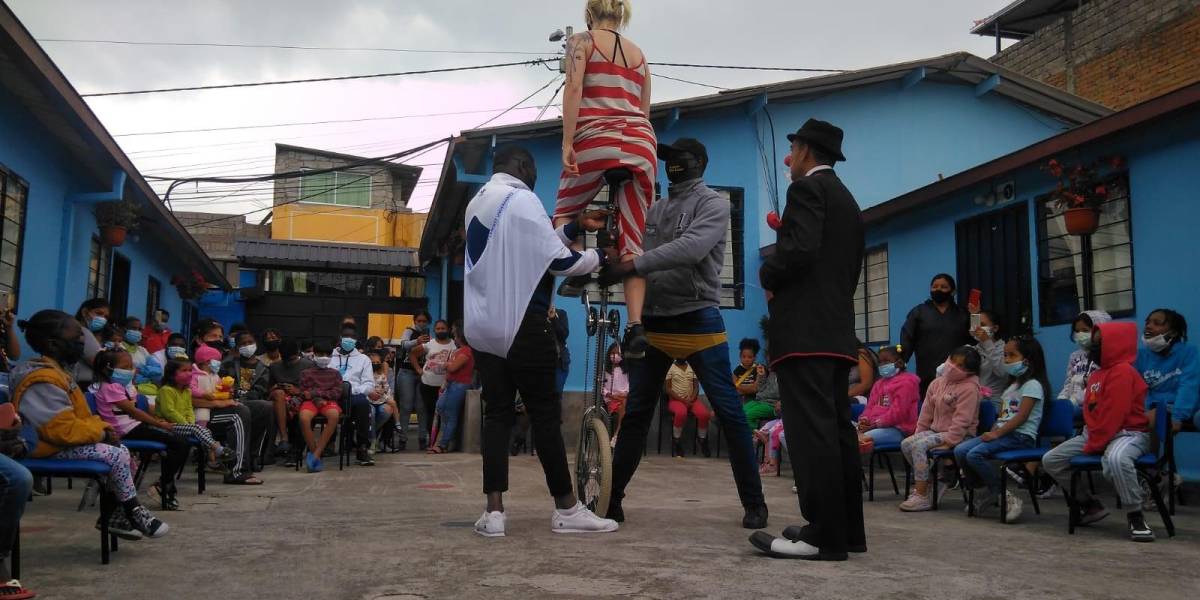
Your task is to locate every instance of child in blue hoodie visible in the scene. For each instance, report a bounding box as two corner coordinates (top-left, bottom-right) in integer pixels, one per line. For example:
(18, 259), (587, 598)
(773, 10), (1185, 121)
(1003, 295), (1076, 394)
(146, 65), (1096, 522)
(1136, 308), (1199, 431)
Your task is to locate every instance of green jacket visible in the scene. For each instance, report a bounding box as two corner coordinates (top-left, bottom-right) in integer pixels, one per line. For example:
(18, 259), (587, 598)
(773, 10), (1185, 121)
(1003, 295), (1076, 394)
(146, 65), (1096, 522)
(156, 385), (196, 425)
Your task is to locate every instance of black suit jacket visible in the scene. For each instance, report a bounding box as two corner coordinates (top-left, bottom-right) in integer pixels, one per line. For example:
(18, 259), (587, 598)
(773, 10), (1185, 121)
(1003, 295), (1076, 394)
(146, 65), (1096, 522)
(760, 169), (865, 364)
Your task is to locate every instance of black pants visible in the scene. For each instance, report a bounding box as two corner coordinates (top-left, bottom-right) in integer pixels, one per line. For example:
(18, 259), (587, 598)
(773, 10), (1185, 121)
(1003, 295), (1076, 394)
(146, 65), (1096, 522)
(419, 384), (441, 441)
(776, 357), (866, 554)
(347, 394), (372, 448)
(242, 398), (275, 464)
(123, 424), (190, 493)
(477, 310), (573, 497)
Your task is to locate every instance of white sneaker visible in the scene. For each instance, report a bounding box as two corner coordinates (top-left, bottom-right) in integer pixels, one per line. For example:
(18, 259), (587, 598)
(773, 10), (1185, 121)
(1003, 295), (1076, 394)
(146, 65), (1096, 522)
(1004, 491), (1023, 523)
(551, 502), (619, 534)
(474, 511), (506, 538)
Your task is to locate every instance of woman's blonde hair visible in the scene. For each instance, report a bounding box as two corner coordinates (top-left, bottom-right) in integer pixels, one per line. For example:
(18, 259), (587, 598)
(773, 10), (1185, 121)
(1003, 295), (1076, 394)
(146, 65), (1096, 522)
(586, 0), (632, 28)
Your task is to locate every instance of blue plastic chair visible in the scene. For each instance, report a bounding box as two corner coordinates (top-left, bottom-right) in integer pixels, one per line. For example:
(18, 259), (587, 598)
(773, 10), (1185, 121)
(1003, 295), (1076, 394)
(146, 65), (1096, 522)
(927, 400), (997, 511)
(17, 457), (119, 572)
(971, 398), (1076, 522)
(1067, 400), (1176, 537)
(84, 391), (167, 489)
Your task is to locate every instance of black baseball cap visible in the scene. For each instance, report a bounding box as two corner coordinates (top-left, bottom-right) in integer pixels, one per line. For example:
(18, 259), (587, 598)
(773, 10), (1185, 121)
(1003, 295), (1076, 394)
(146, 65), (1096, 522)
(657, 138), (708, 166)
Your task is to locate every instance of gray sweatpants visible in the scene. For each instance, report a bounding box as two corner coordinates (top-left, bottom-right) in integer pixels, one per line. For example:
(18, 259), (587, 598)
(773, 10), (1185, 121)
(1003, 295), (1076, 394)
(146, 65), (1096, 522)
(1042, 428), (1149, 507)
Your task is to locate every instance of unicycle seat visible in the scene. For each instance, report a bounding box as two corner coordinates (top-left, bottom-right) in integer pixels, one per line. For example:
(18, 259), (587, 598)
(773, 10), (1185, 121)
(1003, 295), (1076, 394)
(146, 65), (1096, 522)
(603, 168), (633, 189)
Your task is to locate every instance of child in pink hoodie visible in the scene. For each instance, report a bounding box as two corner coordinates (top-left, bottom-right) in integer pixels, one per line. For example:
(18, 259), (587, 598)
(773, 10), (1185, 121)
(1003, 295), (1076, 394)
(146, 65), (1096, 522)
(899, 345), (982, 512)
(858, 345), (920, 447)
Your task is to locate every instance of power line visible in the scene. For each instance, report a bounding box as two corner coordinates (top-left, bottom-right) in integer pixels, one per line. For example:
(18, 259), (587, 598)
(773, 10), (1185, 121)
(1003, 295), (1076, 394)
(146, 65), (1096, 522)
(474, 75), (562, 130)
(649, 62), (843, 73)
(80, 58), (555, 97)
(38, 38), (550, 56)
(652, 73), (728, 91)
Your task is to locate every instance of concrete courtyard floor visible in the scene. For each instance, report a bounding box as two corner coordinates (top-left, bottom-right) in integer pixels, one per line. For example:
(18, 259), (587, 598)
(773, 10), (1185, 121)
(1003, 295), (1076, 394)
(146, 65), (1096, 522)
(16, 450), (1200, 600)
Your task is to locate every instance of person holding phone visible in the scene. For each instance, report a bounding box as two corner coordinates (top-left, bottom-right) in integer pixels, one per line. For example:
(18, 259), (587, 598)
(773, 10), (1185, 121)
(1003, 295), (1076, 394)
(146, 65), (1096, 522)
(899, 274), (976, 397)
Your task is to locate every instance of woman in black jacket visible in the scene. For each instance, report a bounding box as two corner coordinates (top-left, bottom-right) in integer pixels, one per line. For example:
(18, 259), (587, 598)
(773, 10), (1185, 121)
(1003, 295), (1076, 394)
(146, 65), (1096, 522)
(898, 273), (974, 396)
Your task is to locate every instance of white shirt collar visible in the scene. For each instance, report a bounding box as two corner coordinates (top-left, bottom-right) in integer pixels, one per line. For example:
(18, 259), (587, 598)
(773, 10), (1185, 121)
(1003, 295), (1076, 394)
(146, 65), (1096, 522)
(805, 165), (833, 177)
(490, 172), (530, 191)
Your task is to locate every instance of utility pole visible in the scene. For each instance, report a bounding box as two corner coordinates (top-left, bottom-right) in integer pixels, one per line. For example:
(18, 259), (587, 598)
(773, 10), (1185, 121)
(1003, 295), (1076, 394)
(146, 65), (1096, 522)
(549, 25), (574, 73)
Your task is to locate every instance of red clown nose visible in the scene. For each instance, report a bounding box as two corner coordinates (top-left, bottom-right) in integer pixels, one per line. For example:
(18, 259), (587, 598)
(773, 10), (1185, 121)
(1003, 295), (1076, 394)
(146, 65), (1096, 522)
(766, 211), (782, 230)
(783, 154), (793, 168)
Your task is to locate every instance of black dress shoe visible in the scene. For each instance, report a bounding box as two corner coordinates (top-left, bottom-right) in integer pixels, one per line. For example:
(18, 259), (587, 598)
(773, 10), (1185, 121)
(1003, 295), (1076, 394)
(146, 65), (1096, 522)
(782, 525), (867, 553)
(743, 504), (769, 529)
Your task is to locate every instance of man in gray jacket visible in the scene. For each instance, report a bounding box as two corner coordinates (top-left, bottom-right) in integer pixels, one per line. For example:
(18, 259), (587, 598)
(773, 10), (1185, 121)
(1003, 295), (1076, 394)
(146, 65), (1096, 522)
(599, 138), (768, 529)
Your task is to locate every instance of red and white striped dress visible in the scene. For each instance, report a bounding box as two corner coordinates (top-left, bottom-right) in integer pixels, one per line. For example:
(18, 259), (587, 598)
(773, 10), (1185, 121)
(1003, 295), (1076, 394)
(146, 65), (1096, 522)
(555, 31), (657, 258)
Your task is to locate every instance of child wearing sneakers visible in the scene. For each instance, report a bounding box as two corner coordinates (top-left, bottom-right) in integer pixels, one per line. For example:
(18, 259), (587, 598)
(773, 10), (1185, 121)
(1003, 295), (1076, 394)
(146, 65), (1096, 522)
(899, 345), (982, 512)
(954, 337), (1049, 521)
(858, 345), (920, 447)
(1042, 321), (1157, 542)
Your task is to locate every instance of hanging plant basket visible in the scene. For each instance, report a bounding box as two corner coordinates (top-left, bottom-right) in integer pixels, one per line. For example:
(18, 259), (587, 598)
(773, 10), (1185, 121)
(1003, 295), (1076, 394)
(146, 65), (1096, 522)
(100, 225), (128, 247)
(1063, 207), (1100, 236)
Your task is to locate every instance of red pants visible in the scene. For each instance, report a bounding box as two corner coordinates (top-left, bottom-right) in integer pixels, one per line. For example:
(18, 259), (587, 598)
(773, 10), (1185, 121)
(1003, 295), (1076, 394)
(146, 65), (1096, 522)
(668, 398), (710, 430)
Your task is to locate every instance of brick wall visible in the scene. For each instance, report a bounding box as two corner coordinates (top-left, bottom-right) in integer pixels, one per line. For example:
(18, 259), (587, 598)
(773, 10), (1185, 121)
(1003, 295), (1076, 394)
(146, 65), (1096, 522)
(273, 149), (402, 210)
(174, 211), (269, 262)
(992, 0), (1200, 109)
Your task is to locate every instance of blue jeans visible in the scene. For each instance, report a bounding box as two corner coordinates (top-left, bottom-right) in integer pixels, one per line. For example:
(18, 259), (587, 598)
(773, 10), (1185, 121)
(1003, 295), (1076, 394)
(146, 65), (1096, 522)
(0, 454), (33, 560)
(954, 433), (1036, 493)
(436, 382), (471, 449)
(862, 427), (905, 446)
(611, 307), (765, 508)
(394, 368), (426, 445)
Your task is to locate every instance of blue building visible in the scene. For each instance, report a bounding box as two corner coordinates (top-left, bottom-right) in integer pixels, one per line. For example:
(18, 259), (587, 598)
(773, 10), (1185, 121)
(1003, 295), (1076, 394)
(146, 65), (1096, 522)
(420, 53), (1108, 393)
(864, 81), (1200, 392)
(0, 6), (228, 355)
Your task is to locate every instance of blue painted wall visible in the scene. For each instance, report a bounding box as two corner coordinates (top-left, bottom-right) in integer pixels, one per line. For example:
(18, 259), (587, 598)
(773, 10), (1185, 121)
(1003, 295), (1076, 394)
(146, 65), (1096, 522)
(866, 109), (1200, 393)
(429, 79), (1080, 392)
(1, 90), (196, 356)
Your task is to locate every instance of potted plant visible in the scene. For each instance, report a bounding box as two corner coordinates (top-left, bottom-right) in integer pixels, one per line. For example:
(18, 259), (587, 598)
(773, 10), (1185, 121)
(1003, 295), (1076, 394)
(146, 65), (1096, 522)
(94, 199), (140, 246)
(171, 270), (210, 300)
(1042, 157), (1121, 235)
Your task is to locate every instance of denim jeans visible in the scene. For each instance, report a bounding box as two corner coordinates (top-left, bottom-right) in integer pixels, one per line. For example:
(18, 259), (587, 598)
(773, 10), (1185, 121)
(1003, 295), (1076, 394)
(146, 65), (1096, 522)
(394, 368), (426, 445)
(0, 454), (32, 560)
(862, 426), (905, 446)
(954, 433), (1036, 493)
(436, 382), (471, 449)
(612, 306), (765, 508)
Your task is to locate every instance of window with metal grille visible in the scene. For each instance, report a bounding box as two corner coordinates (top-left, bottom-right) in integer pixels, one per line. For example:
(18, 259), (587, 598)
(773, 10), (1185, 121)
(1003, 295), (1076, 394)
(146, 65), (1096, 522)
(88, 236), (111, 300)
(298, 170), (372, 207)
(578, 185), (744, 309)
(1036, 173), (1134, 326)
(146, 276), (162, 323)
(0, 166), (27, 311)
(854, 246), (889, 344)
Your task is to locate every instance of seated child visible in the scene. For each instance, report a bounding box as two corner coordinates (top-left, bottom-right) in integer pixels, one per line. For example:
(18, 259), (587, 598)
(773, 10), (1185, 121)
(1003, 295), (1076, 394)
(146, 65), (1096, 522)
(190, 345), (231, 427)
(752, 403), (784, 475)
(297, 341), (345, 473)
(665, 358), (710, 458)
(899, 345), (982, 512)
(154, 358), (236, 468)
(858, 345), (920, 447)
(1042, 321), (1157, 542)
(954, 337), (1049, 521)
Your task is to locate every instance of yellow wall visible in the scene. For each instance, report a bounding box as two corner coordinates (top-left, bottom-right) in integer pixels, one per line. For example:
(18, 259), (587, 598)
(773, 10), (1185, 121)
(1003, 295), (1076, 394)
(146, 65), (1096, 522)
(271, 205), (428, 342)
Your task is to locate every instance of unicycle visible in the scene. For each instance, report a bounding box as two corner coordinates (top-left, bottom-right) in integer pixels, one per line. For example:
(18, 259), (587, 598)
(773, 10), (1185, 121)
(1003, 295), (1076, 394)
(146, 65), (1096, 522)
(573, 167), (630, 517)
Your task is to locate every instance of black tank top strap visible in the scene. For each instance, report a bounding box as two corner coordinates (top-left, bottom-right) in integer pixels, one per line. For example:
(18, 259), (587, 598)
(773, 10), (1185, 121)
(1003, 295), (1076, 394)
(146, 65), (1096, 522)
(600, 28), (629, 68)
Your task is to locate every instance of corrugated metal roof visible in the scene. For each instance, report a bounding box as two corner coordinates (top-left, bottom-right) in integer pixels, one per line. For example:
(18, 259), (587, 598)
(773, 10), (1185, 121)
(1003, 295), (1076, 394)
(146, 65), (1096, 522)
(235, 239), (422, 275)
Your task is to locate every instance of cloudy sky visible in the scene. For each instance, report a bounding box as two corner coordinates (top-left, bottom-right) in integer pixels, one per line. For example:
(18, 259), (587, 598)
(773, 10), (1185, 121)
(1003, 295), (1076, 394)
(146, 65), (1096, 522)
(10, 0), (1010, 217)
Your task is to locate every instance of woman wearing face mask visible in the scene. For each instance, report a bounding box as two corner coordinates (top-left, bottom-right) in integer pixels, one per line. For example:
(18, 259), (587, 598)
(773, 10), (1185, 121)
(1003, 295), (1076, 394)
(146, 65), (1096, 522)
(220, 331), (276, 471)
(71, 298), (111, 387)
(11, 310), (169, 538)
(1136, 308), (1199, 432)
(972, 310), (1007, 408)
(410, 320), (457, 448)
(395, 311), (433, 451)
(257, 328), (283, 366)
(191, 319), (226, 358)
(899, 273), (975, 397)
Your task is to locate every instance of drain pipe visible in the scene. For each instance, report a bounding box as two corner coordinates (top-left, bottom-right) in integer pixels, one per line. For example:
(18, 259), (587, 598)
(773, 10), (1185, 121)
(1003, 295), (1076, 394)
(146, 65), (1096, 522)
(57, 169), (127, 309)
(439, 255), (449, 320)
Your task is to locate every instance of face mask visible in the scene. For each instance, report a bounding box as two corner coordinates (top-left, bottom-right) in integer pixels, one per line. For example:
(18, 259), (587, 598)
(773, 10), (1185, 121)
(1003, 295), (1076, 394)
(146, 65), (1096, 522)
(209, 359), (223, 373)
(166, 346), (188, 360)
(665, 153), (703, 185)
(87, 316), (107, 332)
(414, 323), (428, 333)
(1144, 334), (1171, 353)
(111, 368), (135, 386)
(174, 371), (193, 386)
(372, 363), (383, 372)
(1073, 331), (1092, 350)
(434, 331), (450, 341)
(238, 344), (257, 358)
(611, 355), (622, 365)
(102, 341), (118, 350)
(1004, 360), (1029, 377)
(124, 330), (143, 345)
(935, 362), (947, 378)
(930, 290), (953, 305)
(879, 363), (898, 379)
(340, 338), (357, 353)
(263, 340), (281, 352)
(314, 356), (332, 368)
(940, 361), (966, 381)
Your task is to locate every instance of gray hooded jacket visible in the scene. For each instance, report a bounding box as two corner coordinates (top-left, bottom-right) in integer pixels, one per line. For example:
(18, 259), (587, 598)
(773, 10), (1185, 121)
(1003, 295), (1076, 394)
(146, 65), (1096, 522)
(634, 179), (729, 318)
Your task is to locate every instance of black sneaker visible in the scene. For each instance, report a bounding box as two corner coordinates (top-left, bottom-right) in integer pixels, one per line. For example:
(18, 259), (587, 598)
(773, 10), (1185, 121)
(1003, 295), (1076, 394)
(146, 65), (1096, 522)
(98, 510), (143, 541)
(699, 438), (712, 458)
(622, 323), (648, 360)
(742, 504), (769, 530)
(128, 505), (169, 538)
(671, 439), (685, 458)
(605, 500), (625, 523)
(1128, 512), (1155, 542)
(1078, 498), (1110, 526)
(557, 275), (592, 298)
(356, 449), (375, 466)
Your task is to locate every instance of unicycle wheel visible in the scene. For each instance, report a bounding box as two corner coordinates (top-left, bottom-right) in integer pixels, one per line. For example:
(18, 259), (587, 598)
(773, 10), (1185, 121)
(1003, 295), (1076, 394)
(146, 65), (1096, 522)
(575, 416), (613, 517)
(586, 307), (600, 337)
(607, 309), (621, 337)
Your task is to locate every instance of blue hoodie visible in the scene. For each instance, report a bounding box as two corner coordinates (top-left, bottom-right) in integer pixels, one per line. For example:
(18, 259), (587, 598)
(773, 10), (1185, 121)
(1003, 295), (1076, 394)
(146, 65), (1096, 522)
(1136, 339), (1200, 422)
